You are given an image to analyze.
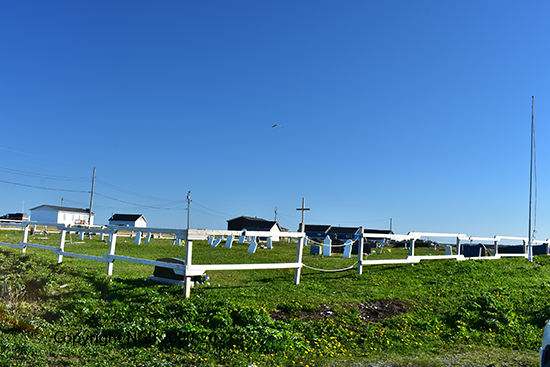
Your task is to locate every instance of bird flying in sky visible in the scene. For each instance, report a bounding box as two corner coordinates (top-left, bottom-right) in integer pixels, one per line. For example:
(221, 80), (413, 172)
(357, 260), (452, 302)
(272, 124), (280, 128)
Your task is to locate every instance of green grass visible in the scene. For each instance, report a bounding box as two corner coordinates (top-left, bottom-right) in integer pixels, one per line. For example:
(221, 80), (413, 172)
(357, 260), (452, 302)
(0, 229), (545, 366)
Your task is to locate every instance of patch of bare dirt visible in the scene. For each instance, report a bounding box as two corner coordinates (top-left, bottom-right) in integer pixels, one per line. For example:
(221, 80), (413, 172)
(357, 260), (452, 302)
(270, 299), (409, 322)
(354, 299), (409, 322)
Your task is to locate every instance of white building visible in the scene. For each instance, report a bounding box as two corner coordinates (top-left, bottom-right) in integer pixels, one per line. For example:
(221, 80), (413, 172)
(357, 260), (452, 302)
(30, 205), (95, 226)
(108, 214), (147, 228)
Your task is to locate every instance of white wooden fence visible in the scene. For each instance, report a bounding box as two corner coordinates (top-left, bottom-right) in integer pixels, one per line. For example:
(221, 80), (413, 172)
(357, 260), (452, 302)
(0, 222), (307, 298)
(0, 222), (547, 298)
(353, 228), (549, 275)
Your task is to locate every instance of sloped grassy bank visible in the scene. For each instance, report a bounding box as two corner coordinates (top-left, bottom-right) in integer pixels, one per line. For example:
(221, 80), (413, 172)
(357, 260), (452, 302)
(0, 231), (547, 366)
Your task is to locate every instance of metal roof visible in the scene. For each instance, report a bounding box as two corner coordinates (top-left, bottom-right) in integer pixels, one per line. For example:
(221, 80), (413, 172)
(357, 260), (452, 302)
(30, 205), (93, 215)
(109, 214), (147, 222)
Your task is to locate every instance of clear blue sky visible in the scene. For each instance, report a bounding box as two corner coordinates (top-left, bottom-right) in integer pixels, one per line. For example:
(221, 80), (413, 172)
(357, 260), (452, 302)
(1, 0), (549, 239)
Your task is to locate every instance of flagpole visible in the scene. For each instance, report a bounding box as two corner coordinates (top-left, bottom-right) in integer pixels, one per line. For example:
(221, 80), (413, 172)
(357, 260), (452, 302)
(528, 96), (534, 261)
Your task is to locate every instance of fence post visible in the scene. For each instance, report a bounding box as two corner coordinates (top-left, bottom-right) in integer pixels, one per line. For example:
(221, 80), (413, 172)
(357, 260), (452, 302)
(456, 237), (461, 256)
(184, 229), (193, 298)
(21, 225), (29, 253)
(107, 232), (117, 276)
(494, 236), (499, 256)
(294, 236), (305, 285)
(58, 230), (66, 264)
(357, 227), (364, 275)
(409, 239), (415, 256)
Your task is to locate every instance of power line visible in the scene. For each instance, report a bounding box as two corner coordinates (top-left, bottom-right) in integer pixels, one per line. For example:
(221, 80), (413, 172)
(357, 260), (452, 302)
(64, 198), (143, 211)
(94, 192), (185, 210)
(192, 201), (238, 218)
(277, 212), (390, 225)
(0, 179), (89, 193)
(0, 166), (88, 181)
(95, 179), (186, 204)
(0, 146), (80, 165)
(278, 215), (298, 229)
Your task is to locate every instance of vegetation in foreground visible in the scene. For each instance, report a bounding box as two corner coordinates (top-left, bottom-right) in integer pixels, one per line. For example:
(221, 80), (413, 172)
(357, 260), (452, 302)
(0, 228), (546, 366)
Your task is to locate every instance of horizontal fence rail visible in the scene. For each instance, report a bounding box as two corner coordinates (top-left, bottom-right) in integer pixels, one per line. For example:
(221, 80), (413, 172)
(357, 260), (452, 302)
(0, 221), (547, 298)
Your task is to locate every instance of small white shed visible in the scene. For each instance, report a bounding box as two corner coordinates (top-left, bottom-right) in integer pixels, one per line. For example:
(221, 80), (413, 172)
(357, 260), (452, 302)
(30, 205), (94, 226)
(108, 214), (147, 228)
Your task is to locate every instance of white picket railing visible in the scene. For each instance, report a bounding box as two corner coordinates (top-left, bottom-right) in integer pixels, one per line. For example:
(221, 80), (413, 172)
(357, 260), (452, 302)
(0, 222), (547, 298)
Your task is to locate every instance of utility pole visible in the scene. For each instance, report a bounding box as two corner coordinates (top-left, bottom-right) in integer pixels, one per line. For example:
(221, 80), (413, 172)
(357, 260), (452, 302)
(390, 218), (393, 232)
(88, 167), (96, 227)
(186, 191), (192, 230)
(61, 198), (64, 207)
(274, 207), (278, 222)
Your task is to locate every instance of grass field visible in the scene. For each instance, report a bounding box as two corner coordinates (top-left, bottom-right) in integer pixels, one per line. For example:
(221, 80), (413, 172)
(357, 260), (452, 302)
(0, 228), (546, 366)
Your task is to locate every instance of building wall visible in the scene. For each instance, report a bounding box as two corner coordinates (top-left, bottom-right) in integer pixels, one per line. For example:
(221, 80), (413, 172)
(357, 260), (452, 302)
(30, 208), (58, 224)
(269, 224), (280, 241)
(30, 207), (94, 226)
(109, 218), (147, 228)
(60, 211), (94, 226)
(135, 217), (147, 228)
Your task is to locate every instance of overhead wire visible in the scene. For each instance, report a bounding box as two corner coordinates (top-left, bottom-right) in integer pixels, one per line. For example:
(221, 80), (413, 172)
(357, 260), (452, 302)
(94, 193), (186, 210)
(63, 198), (137, 211)
(0, 179), (89, 193)
(95, 179), (185, 204)
(278, 212), (390, 226)
(192, 201), (239, 218)
(0, 166), (89, 181)
(0, 146), (81, 165)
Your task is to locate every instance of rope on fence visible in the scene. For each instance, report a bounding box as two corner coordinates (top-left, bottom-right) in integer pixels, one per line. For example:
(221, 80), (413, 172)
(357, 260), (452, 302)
(302, 261), (358, 273)
(306, 238), (357, 248)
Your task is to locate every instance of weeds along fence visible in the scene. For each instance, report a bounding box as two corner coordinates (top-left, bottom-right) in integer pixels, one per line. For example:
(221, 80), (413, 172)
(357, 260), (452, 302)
(0, 222), (548, 298)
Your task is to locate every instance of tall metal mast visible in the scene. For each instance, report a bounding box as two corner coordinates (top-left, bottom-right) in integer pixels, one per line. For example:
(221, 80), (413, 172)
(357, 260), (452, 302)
(528, 96), (534, 261)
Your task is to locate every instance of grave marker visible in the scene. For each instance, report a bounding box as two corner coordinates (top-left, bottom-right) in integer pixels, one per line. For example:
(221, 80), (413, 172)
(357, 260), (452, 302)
(323, 235), (332, 256)
(343, 239), (353, 258)
(247, 236), (259, 253)
(225, 235), (234, 248)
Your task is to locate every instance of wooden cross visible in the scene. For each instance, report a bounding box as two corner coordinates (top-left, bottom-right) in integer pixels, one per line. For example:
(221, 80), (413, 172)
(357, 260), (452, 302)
(296, 197), (310, 232)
